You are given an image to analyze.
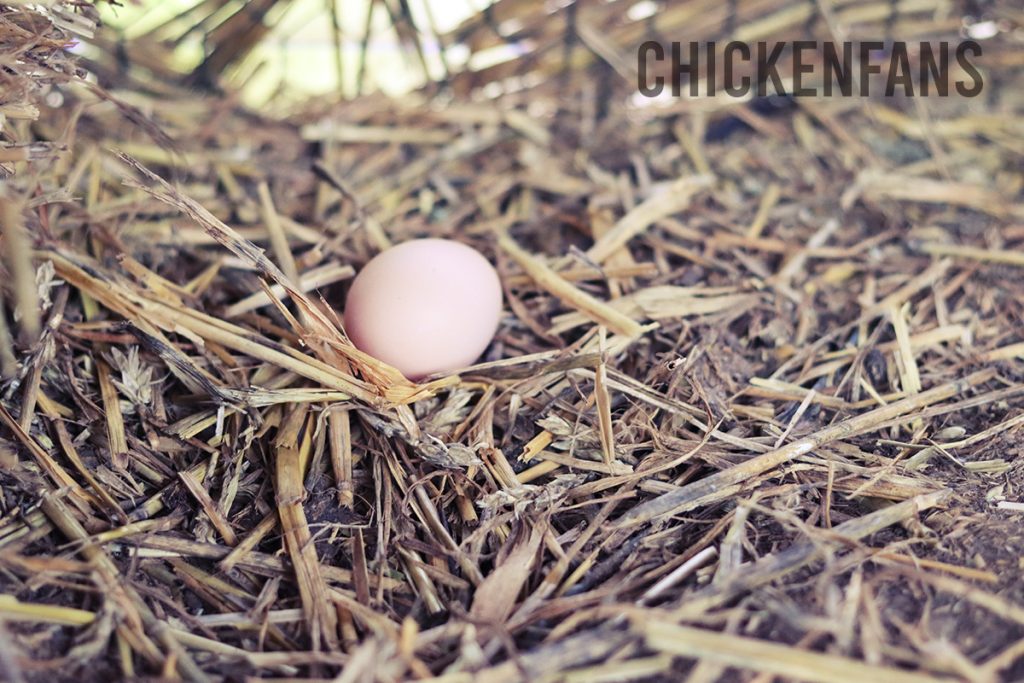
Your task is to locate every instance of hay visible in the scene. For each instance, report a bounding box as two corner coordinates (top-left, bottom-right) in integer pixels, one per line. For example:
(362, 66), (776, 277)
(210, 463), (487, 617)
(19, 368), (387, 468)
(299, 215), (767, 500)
(2, 0), (1024, 681)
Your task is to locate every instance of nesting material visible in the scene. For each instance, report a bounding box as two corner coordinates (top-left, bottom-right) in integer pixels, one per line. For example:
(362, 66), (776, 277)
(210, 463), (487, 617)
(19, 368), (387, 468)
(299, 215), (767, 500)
(1, 0), (1024, 681)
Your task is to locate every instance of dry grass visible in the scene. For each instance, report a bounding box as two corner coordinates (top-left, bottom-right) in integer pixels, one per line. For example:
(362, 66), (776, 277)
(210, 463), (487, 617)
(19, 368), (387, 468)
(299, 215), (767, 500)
(2, 0), (1024, 681)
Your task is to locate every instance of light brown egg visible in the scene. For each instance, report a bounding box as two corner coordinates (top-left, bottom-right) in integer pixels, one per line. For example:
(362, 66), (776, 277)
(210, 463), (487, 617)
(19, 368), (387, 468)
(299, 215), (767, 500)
(343, 239), (503, 380)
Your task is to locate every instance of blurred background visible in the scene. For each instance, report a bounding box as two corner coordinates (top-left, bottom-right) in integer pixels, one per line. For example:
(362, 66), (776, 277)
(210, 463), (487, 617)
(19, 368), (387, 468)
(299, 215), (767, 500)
(92, 0), (511, 104)
(76, 0), (1019, 114)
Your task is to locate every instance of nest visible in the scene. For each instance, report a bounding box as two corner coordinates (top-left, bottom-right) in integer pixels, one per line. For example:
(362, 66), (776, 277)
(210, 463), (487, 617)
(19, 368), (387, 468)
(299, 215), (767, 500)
(2, 1), (1024, 681)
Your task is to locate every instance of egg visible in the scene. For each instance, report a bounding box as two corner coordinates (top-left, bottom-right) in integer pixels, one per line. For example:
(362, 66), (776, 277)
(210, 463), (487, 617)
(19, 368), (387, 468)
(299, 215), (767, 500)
(343, 238), (503, 380)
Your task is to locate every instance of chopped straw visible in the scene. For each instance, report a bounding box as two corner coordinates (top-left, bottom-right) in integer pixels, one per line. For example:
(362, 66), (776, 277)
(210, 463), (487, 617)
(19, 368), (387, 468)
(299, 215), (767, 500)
(1, 0), (1023, 680)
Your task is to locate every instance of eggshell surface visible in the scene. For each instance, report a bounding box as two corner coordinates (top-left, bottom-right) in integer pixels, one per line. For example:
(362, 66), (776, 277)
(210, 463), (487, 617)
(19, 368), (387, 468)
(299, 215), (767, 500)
(343, 239), (503, 379)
